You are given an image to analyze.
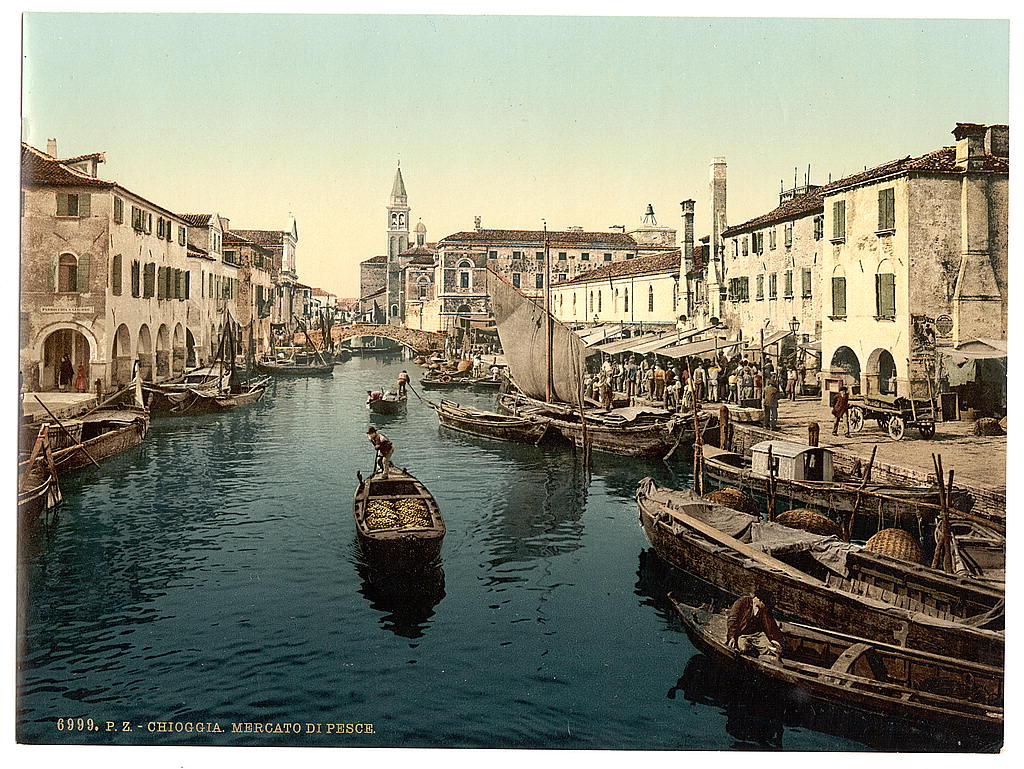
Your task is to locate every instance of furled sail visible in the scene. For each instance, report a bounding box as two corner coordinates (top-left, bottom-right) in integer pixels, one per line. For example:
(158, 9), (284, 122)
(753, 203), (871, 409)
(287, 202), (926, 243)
(488, 269), (585, 404)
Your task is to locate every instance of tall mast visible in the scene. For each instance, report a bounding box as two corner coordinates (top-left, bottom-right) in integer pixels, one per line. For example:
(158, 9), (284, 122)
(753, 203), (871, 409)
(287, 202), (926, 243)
(544, 221), (552, 403)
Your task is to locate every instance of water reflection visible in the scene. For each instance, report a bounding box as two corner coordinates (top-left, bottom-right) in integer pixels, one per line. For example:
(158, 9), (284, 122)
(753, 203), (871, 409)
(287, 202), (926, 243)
(356, 562), (446, 639)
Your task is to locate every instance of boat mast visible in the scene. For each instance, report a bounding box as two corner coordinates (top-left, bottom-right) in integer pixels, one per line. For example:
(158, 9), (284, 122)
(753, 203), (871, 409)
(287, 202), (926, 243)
(544, 221), (552, 403)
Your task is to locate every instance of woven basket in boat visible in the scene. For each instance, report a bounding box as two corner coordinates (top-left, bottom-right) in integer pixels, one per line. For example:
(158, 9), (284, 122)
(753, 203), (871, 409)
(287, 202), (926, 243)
(704, 488), (760, 515)
(776, 509), (841, 537)
(864, 528), (923, 563)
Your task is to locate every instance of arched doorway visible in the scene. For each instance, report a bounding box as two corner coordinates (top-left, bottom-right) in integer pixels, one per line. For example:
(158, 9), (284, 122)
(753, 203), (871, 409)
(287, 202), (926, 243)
(830, 346), (861, 394)
(138, 324), (154, 381)
(186, 329), (198, 368)
(111, 324), (133, 387)
(866, 348), (898, 396)
(156, 325), (171, 379)
(41, 327), (90, 391)
(172, 324), (186, 376)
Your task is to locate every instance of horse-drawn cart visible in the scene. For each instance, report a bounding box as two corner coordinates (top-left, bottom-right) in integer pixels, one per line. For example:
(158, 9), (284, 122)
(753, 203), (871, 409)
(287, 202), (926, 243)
(848, 394), (936, 440)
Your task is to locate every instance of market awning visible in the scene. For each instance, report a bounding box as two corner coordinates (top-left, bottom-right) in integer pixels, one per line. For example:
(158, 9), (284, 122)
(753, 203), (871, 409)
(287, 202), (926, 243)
(590, 332), (671, 355)
(944, 339), (1008, 360)
(654, 337), (743, 360)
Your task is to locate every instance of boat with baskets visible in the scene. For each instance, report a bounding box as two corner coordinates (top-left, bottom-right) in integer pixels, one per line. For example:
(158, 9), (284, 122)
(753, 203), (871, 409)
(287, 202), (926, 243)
(433, 399), (551, 445)
(636, 478), (1003, 666)
(353, 468), (445, 569)
(670, 596), (1002, 738)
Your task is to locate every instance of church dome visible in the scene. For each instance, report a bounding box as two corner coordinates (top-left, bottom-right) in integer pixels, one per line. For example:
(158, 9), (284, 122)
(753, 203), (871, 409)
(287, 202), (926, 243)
(415, 220), (427, 233)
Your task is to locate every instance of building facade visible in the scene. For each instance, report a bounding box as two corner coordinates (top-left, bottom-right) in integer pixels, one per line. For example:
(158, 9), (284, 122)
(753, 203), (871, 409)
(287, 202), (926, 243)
(820, 123), (1009, 400)
(20, 142), (196, 391)
(233, 220), (300, 334)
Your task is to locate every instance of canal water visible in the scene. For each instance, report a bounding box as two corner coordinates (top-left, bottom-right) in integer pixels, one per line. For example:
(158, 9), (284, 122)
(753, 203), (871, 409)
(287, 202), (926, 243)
(16, 354), (958, 751)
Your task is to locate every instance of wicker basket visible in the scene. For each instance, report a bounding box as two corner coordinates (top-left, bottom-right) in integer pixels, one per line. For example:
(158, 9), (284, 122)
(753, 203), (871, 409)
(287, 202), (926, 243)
(705, 488), (761, 515)
(864, 528), (923, 564)
(974, 417), (1004, 437)
(776, 509), (842, 537)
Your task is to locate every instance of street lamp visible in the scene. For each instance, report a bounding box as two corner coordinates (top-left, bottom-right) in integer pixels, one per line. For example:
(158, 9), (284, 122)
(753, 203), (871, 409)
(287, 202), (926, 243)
(789, 316), (800, 335)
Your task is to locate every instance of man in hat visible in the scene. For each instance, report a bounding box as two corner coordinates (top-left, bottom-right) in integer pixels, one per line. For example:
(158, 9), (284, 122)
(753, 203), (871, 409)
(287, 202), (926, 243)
(832, 384), (851, 437)
(366, 426), (394, 479)
(726, 590), (784, 656)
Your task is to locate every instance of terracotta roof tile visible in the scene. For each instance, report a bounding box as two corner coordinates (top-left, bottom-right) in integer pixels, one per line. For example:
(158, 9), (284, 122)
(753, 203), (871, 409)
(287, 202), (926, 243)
(439, 228), (640, 248)
(555, 249), (681, 286)
(179, 213), (213, 227)
(21, 143), (113, 188)
(362, 254), (387, 264)
(232, 229), (284, 247)
(398, 244), (434, 257)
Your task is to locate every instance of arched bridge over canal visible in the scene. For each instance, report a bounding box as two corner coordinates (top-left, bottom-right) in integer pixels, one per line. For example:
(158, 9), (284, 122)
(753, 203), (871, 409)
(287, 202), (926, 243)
(294, 324), (446, 355)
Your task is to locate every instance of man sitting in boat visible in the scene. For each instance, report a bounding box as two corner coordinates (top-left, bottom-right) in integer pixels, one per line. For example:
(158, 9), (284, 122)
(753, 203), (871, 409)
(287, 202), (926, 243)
(367, 426), (394, 479)
(366, 390), (383, 406)
(726, 590), (784, 657)
(397, 371), (410, 396)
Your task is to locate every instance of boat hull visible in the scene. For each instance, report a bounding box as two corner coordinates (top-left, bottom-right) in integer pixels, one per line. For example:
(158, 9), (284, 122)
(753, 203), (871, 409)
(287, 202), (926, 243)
(435, 401), (550, 445)
(255, 361), (333, 376)
(368, 396), (407, 415)
(353, 470), (445, 572)
(637, 480), (1003, 667)
(671, 598), (1002, 738)
(49, 413), (149, 474)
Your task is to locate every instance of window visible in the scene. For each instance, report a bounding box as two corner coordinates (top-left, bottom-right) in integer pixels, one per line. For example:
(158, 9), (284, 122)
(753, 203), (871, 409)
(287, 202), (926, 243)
(604, 253), (612, 262)
(535, 273), (544, 289)
(178, 225), (186, 246)
(784, 222), (793, 248)
(157, 217), (165, 239)
(598, 290), (602, 313)
(589, 291), (594, 314)
(582, 253), (592, 262)
(556, 273), (566, 283)
(878, 187), (895, 232)
(145, 212), (152, 234)
(813, 215), (824, 241)
(56, 193), (90, 218)
(802, 268), (812, 298)
(768, 273), (778, 300)
(752, 232), (763, 254)
(511, 273), (521, 289)
(769, 229), (777, 250)
(876, 270), (896, 319)
(131, 206), (144, 231)
(488, 250), (497, 259)
(832, 200), (846, 241)
(733, 240), (739, 257)
(536, 251), (544, 261)
(784, 270), (794, 298)
(184, 270), (190, 299)
(111, 254), (122, 295)
(647, 284), (654, 312)
(572, 293), (577, 316)
(626, 253), (636, 260)
(113, 196), (124, 224)
(558, 252), (567, 261)
(157, 266), (166, 300)
(624, 287), (629, 312)
(57, 254), (78, 292)
(741, 237), (748, 256)
(512, 251), (523, 259)
(143, 263), (156, 298)
(728, 277), (750, 302)
(756, 274), (764, 300)
(832, 276), (847, 317)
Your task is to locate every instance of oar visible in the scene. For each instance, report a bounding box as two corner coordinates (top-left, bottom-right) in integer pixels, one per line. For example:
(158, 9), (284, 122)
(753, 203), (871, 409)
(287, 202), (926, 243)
(33, 396), (100, 468)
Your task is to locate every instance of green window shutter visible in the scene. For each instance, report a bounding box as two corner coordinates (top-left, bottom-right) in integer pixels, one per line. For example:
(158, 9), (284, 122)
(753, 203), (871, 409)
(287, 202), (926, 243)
(185, 271), (190, 299)
(56, 193), (68, 216)
(876, 273), (896, 317)
(79, 194), (90, 218)
(832, 277), (846, 316)
(49, 254), (58, 291)
(833, 201), (845, 239)
(111, 254), (122, 295)
(77, 254), (91, 292)
(158, 267), (166, 299)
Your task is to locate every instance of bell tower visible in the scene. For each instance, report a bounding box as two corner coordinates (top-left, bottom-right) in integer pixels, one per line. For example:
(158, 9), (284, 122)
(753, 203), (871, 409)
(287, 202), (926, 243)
(386, 164), (411, 324)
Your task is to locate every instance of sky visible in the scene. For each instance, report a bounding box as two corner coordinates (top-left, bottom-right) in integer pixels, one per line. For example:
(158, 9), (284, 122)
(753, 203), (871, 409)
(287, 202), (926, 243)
(20, 12), (1010, 298)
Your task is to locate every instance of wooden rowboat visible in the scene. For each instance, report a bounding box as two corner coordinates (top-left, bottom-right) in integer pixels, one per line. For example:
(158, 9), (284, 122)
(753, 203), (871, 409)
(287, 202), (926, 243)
(434, 399), (551, 445)
(353, 468), (445, 569)
(27, 405), (151, 475)
(255, 358), (333, 376)
(636, 478), (1003, 666)
(670, 596), (1003, 737)
(367, 392), (408, 415)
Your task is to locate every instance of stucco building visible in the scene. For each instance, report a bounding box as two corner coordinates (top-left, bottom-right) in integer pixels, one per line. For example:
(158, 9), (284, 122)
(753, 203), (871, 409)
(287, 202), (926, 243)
(820, 123), (1009, 404)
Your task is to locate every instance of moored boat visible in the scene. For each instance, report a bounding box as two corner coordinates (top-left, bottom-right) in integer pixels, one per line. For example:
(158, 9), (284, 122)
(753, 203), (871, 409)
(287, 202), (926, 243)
(146, 374), (271, 415)
(434, 399), (551, 445)
(28, 404), (151, 475)
(255, 357), (334, 375)
(670, 596), (1003, 738)
(353, 468), (445, 569)
(636, 478), (1003, 666)
(17, 424), (62, 521)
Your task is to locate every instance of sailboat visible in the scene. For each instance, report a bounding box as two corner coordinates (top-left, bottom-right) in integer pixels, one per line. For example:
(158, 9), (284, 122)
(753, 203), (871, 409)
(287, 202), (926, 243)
(488, 268), (709, 459)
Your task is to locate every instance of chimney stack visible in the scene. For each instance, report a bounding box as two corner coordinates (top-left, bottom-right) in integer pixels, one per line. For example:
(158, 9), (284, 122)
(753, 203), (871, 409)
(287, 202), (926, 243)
(710, 157), (728, 262)
(985, 125), (1009, 158)
(47, 138), (57, 157)
(953, 123), (987, 170)
(680, 199), (695, 266)
(473, 216), (481, 231)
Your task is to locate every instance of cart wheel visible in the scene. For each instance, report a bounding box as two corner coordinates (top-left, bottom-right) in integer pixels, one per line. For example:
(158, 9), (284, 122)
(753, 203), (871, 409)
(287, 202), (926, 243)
(849, 406), (865, 433)
(918, 423), (936, 440)
(887, 415), (906, 440)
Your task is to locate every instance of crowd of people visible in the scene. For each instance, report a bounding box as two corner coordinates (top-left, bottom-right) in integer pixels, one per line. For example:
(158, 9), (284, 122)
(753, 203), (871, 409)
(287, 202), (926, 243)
(583, 353), (806, 429)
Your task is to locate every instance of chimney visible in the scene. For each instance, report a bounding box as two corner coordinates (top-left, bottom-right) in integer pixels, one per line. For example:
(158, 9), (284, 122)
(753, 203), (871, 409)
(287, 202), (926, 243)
(710, 157), (727, 259)
(473, 216), (481, 231)
(680, 199), (695, 268)
(47, 138), (57, 157)
(953, 123), (987, 170)
(985, 124), (1009, 158)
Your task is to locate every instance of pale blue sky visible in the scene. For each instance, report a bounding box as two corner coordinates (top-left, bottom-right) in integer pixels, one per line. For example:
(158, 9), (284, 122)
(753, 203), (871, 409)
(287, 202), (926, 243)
(22, 14), (1009, 296)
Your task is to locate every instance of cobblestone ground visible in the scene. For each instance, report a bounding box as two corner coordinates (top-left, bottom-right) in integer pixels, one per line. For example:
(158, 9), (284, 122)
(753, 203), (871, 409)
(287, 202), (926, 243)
(718, 396), (1007, 493)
